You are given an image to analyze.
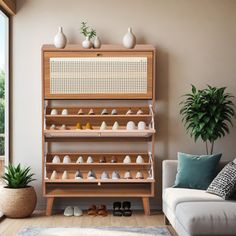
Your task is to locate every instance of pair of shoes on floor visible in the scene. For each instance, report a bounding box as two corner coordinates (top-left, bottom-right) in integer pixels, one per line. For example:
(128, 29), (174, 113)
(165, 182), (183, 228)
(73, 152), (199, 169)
(113, 201), (132, 217)
(64, 206), (83, 217)
(88, 204), (108, 216)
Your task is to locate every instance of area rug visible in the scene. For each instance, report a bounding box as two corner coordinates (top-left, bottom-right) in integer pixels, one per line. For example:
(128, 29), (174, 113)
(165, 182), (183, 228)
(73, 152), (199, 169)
(17, 226), (171, 236)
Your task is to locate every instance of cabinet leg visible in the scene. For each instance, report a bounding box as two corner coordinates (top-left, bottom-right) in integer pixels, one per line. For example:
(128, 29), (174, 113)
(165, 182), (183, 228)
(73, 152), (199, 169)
(46, 197), (54, 216)
(142, 197), (150, 215)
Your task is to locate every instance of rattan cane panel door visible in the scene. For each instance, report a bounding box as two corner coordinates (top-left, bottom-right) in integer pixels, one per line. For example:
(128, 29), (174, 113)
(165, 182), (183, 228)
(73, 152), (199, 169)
(43, 51), (153, 99)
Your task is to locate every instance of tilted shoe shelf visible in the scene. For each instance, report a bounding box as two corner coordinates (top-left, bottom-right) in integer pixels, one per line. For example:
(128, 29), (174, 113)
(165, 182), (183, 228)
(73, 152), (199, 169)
(44, 105), (155, 138)
(45, 153), (154, 183)
(42, 44), (156, 216)
(46, 152), (153, 165)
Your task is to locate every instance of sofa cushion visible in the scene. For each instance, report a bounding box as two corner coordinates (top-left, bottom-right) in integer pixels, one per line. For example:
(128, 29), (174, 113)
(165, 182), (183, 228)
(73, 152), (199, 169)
(207, 160), (236, 200)
(176, 201), (236, 235)
(163, 188), (223, 212)
(174, 152), (222, 190)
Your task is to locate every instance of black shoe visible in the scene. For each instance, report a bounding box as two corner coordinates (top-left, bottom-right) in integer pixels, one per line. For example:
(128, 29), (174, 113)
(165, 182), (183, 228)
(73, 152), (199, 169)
(113, 202), (122, 217)
(122, 201), (132, 217)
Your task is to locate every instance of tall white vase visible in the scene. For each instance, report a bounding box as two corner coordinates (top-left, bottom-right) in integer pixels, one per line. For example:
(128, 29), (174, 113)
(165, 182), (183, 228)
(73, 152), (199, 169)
(54, 26), (67, 49)
(122, 27), (136, 49)
(93, 36), (101, 48)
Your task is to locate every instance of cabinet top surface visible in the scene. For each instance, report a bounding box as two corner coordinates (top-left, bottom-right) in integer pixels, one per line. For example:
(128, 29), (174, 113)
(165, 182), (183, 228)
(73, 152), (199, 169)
(42, 44), (156, 52)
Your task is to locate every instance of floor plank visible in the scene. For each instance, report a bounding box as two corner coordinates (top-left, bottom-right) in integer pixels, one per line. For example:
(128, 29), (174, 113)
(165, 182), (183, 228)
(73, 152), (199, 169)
(0, 210), (177, 236)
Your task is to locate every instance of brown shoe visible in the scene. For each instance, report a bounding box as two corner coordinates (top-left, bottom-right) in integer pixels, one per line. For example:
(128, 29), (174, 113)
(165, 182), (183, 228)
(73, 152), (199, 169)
(97, 205), (108, 217)
(111, 156), (117, 163)
(99, 156), (106, 163)
(88, 204), (97, 216)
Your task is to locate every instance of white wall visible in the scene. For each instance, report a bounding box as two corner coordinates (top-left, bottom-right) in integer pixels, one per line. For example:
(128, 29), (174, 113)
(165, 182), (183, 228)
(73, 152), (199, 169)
(12, 0), (236, 209)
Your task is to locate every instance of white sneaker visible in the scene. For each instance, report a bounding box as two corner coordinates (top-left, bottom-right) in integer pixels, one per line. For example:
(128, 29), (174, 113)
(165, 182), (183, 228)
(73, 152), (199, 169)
(52, 155), (60, 164)
(63, 155), (71, 164)
(101, 171), (109, 179)
(126, 108), (133, 115)
(62, 171), (68, 180)
(101, 109), (108, 115)
(112, 171), (120, 180)
(64, 206), (73, 216)
(138, 121), (146, 130)
(124, 170), (132, 179)
(136, 171), (144, 179)
(50, 170), (57, 180)
(88, 109), (95, 115)
(123, 155), (131, 164)
(50, 124), (56, 130)
(137, 109), (144, 115)
(126, 121), (136, 130)
(61, 109), (68, 115)
(50, 109), (58, 115)
(100, 121), (107, 130)
(111, 109), (118, 115)
(78, 109), (84, 115)
(112, 121), (119, 130)
(76, 156), (84, 163)
(74, 206), (83, 216)
(75, 170), (83, 180)
(87, 156), (94, 163)
(60, 124), (66, 130)
(136, 155), (144, 164)
(87, 170), (96, 179)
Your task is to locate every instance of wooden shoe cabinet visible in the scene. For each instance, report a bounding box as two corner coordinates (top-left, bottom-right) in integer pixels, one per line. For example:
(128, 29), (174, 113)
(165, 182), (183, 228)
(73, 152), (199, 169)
(42, 44), (156, 216)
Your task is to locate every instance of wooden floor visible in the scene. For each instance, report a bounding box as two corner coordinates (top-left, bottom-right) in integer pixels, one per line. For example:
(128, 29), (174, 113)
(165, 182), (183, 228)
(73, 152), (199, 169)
(0, 210), (177, 236)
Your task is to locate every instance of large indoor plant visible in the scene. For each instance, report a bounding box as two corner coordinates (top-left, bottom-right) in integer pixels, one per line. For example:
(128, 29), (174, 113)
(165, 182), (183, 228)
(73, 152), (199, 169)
(180, 85), (235, 154)
(0, 164), (37, 218)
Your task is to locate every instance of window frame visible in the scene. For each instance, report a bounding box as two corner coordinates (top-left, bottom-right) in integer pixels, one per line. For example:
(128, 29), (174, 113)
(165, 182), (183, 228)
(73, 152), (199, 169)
(0, 8), (10, 168)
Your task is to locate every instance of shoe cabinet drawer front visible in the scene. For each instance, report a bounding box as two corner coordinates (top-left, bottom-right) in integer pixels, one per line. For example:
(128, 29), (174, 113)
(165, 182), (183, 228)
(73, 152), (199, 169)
(43, 51), (153, 99)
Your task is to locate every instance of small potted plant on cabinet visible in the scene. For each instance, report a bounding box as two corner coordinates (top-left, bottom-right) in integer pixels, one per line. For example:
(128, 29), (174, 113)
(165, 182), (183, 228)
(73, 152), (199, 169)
(80, 22), (96, 49)
(0, 164), (37, 218)
(180, 85), (235, 154)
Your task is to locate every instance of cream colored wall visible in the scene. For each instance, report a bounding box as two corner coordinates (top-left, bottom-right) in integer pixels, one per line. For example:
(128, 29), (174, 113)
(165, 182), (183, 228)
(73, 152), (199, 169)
(12, 0), (236, 209)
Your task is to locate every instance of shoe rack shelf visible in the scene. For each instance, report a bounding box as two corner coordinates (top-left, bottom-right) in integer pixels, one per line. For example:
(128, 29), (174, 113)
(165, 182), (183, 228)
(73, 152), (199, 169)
(42, 44), (156, 216)
(45, 152), (154, 184)
(44, 105), (155, 138)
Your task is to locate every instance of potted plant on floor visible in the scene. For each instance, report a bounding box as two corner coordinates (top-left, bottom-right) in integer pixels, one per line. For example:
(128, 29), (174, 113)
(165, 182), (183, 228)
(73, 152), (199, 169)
(180, 85), (235, 154)
(0, 164), (37, 218)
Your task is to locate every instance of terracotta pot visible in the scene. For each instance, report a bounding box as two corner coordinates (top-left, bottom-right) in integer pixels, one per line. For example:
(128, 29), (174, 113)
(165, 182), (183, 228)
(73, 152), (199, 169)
(0, 186), (37, 218)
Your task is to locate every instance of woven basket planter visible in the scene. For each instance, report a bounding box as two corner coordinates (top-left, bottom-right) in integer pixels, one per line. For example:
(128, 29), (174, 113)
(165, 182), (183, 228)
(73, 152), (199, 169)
(0, 186), (37, 218)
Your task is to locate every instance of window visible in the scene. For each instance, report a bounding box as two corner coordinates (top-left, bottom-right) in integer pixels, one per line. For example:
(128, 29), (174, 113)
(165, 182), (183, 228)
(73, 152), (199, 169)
(0, 10), (9, 176)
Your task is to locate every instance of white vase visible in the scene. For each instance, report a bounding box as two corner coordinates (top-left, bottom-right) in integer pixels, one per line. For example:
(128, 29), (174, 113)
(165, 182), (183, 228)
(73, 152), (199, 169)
(93, 36), (101, 48)
(54, 26), (67, 49)
(82, 36), (92, 49)
(122, 27), (136, 49)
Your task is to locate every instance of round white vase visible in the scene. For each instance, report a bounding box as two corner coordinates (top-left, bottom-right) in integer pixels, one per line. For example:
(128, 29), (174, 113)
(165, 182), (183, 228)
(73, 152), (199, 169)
(54, 26), (67, 49)
(93, 36), (101, 48)
(122, 27), (136, 49)
(82, 36), (92, 49)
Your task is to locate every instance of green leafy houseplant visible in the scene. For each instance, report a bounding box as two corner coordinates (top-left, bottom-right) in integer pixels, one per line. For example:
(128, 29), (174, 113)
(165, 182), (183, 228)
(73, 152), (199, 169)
(2, 164), (36, 188)
(80, 22), (96, 40)
(180, 85), (235, 154)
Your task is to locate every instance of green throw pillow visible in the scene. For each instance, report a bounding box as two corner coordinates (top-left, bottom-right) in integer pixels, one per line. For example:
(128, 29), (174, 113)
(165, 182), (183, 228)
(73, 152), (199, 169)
(174, 152), (222, 190)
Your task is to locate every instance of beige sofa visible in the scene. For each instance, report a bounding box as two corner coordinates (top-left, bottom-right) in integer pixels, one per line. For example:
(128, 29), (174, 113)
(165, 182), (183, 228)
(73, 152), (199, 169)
(162, 160), (236, 236)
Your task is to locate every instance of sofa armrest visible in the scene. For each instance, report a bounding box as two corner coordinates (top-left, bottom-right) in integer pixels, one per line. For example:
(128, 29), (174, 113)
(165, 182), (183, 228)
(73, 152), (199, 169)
(162, 160), (178, 191)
